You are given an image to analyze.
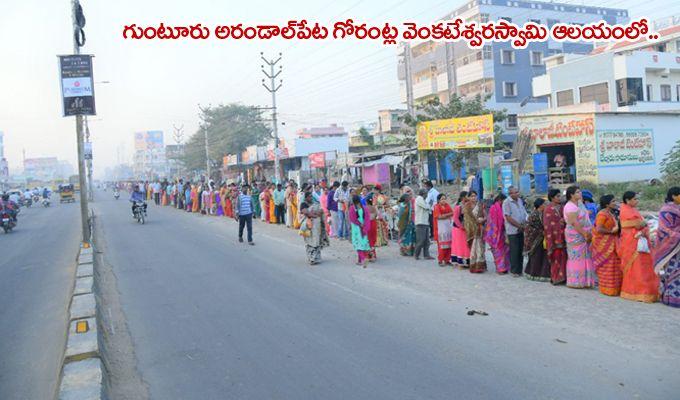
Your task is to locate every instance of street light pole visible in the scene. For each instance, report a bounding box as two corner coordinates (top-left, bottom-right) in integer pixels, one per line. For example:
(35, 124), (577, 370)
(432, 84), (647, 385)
(71, 0), (90, 243)
(261, 52), (282, 183)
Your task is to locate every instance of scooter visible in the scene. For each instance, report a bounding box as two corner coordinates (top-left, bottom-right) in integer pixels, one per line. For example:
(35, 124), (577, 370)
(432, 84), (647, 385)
(113, 191), (120, 200)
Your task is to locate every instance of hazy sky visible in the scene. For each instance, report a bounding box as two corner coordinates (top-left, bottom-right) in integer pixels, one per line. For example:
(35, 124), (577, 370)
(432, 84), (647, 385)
(0, 0), (676, 177)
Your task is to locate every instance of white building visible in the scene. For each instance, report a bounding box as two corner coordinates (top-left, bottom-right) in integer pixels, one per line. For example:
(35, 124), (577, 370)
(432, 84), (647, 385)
(533, 24), (680, 112)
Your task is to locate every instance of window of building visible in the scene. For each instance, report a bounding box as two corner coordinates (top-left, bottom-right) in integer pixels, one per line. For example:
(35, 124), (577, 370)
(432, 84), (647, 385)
(531, 51), (543, 66)
(579, 82), (609, 105)
(661, 84), (672, 101)
(462, 56), (469, 65)
(547, 18), (560, 27)
(647, 84), (653, 101)
(677, 84), (680, 102)
(476, 51), (483, 61)
(616, 78), (643, 106)
(556, 89), (574, 107)
(548, 49), (563, 56)
(501, 49), (515, 64)
(480, 13), (490, 23)
(483, 45), (492, 59)
(529, 18), (541, 24)
(499, 16), (512, 23)
(503, 81), (517, 97)
(507, 114), (518, 129)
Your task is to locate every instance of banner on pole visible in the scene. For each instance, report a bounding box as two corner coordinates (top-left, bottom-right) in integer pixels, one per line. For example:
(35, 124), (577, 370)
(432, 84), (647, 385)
(84, 142), (93, 160)
(417, 114), (494, 150)
(58, 55), (96, 116)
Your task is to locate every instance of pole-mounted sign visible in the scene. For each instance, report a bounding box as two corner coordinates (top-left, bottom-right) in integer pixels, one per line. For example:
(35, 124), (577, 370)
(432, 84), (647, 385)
(58, 54), (96, 116)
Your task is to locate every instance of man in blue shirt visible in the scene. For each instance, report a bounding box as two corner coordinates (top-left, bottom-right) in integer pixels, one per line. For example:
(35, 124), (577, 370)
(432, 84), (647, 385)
(236, 184), (254, 245)
(273, 183), (286, 225)
(129, 184), (147, 217)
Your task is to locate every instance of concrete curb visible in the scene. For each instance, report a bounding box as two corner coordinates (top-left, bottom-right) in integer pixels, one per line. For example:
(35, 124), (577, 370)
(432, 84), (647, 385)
(57, 240), (102, 400)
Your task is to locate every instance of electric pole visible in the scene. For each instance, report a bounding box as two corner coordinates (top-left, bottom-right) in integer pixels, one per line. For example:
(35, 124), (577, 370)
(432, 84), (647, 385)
(198, 105), (210, 180)
(403, 43), (417, 183)
(173, 123), (184, 178)
(261, 52), (283, 184)
(85, 116), (93, 201)
(71, 0), (90, 242)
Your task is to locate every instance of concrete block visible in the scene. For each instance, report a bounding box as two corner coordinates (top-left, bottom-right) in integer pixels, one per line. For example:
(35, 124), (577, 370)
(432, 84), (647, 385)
(77, 264), (93, 278)
(65, 318), (98, 362)
(74, 277), (93, 296)
(70, 294), (96, 320)
(78, 253), (93, 265)
(59, 358), (102, 400)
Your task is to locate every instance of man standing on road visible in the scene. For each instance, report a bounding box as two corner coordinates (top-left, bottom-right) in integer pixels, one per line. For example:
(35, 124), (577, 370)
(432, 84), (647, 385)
(423, 180), (439, 239)
(334, 181), (351, 240)
(273, 183), (286, 225)
(414, 188), (434, 260)
(503, 186), (528, 277)
(153, 181), (161, 205)
(235, 184), (255, 245)
(327, 181), (340, 238)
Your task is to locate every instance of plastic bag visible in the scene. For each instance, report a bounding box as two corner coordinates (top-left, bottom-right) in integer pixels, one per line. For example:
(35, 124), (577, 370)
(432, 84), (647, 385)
(637, 237), (650, 253)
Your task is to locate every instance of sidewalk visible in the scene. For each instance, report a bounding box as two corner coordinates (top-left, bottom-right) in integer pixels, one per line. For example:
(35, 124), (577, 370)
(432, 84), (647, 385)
(164, 204), (679, 361)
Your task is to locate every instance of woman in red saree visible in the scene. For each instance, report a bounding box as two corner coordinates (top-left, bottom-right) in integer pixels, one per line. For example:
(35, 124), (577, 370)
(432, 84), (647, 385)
(484, 193), (509, 274)
(433, 194), (453, 266)
(543, 189), (567, 285)
(451, 191), (470, 268)
(619, 191), (659, 303)
(366, 195), (378, 261)
(591, 194), (622, 296)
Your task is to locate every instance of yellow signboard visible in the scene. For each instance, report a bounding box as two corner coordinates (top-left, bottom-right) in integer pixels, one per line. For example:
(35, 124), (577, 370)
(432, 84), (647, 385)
(417, 114), (494, 150)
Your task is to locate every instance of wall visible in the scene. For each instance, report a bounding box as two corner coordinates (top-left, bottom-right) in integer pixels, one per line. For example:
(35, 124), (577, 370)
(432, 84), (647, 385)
(293, 136), (348, 157)
(595, 113), (680, 182)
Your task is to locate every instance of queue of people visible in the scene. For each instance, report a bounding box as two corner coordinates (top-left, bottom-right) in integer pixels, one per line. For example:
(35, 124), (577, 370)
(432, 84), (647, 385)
(131, 178), (680, 308)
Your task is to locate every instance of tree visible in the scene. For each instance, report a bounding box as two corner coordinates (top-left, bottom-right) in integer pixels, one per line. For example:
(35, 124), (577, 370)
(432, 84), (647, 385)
(660, 138), (680, 182)
(180, 104), (271, 175)
(399, 94), (508, 183)
(358, 127), (375, 150)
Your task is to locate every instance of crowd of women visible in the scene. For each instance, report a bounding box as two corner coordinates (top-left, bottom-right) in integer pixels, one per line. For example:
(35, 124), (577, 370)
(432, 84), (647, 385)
(130, 179), (680, 308)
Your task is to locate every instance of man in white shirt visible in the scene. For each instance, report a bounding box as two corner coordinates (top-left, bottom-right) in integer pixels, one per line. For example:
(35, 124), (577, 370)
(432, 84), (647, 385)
(414, 188), (434, 260)
(423, 180), (439, 239)
(502, 186), (528, 276)
(333, 181), (351, 239)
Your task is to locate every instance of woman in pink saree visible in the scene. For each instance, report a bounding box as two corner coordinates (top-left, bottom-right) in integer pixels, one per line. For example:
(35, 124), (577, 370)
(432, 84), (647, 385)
(484, 193), (510, 274)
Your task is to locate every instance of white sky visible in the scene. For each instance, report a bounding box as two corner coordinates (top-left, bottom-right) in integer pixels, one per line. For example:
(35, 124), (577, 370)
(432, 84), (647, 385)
(0, 0), (676, 177)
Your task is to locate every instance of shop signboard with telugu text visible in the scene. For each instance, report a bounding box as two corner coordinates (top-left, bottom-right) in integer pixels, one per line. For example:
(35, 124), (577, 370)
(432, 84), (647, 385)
(596, 129), (655, 167)
(416, 114), (494, 150)
(58, 54), (96, 116)
(309, 152), (326, 168)
(519, 113), (599, 183)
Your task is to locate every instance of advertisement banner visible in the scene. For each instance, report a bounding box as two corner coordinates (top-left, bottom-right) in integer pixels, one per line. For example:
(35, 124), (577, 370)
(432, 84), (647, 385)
(58, 55), (96, 116)
(416, 114), (494, 150)
(309, 152), (326, 168)
(519, 114), (598, 183)
(596, 129), (655, 167)
(84, 142), (93, 160)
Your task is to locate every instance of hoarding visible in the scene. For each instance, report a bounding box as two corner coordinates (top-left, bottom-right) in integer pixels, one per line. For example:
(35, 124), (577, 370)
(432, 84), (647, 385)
(309, 152), (326, 168)
(416, 114), (494, 150)
(58, 55), (96, 116)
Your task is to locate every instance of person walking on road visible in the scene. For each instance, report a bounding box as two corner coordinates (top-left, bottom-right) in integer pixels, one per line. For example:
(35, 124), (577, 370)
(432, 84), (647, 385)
(327, 181), (340, 238)
(334, 181), (351, 240)
(424, 180), (439, 239)
(235, 185), (255, 245)
(503, 186), (528, 277)
(299, 191), (329, 265)
(349, 194), (372, 267)
(414, 188), (434, 261)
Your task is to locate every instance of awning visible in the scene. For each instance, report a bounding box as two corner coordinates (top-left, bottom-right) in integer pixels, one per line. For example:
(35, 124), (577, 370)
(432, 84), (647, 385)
(356, 155), (403, 167)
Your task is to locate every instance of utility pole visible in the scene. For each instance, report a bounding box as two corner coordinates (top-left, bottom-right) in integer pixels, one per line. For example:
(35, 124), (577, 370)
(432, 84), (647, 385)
(173, 123), (184, 178)
(445, 42), (458, 100)
(261, 52), (283, 184)
(71, 0), (90, 242)
(403, 43), (418, 183)
(198, 105), (211, 180)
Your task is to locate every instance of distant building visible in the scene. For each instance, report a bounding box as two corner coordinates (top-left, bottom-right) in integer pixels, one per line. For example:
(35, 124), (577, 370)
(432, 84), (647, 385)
(0, 131), (4, 159)
(532, 24), (680, 112)
(165, 144), (185, 178)
(24, 157), (60, 181)
(397, 0), (629, 138)
(375, 109), (407, 147)
(133, 130), (166, 179)
(296, 124), (347, 138)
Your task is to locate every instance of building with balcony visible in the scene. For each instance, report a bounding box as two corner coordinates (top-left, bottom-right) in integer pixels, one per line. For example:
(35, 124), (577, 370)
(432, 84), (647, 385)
(397, 0), (629, 137)
(133, 130), (166, 179)
(532, 24), (680, 112)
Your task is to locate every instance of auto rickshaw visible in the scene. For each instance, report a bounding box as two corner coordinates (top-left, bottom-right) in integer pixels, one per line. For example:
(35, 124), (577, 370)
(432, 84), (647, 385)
(59, 184), (75, 203)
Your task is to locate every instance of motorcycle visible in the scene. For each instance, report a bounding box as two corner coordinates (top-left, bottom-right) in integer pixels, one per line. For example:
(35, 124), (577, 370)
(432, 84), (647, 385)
(113, 191), (120, 200)
(25, 197), (32, 208)
(32, 195), (40, 205)
(1, 212), (16, 233)
(42, 198), (51, 207)
(132, 201), (147, 224)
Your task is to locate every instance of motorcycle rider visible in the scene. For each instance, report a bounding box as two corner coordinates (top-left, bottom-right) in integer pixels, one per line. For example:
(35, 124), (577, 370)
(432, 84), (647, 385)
(42, 187), (50, 199)
(129, 184), (147, 216)
(1, 194), (18, 222)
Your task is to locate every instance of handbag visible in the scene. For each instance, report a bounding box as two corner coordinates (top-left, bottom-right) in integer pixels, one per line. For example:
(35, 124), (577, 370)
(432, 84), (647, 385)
(637, 236), (650, 253)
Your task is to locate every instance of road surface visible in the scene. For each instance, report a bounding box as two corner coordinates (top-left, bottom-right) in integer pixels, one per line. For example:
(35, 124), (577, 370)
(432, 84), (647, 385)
(94, 192), (679, 400)
(0, 198), (79, 400)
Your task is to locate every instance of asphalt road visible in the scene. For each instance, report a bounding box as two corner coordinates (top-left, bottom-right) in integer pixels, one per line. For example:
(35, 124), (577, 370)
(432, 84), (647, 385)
(95, 193), (677, 400)
(0, 197), (80, 400)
